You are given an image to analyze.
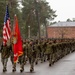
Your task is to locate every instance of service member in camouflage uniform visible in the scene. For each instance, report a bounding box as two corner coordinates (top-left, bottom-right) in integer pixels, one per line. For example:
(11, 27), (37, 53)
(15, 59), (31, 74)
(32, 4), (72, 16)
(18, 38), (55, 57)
(11, 39), (25, 72)
(1, 40), (11, 72)
(10, 46), (17, 72)
(45, 42), (53, 66)
(27, 40), (36, 72)
(22, 40), (28, 65)
(10, 37), (16, 72)
(40, 39), (47, 63)
(37, 40), (42, 62)
(40, 40), (44, 63)
(18, 40), (28, 72)
(34, 40), (40, 65)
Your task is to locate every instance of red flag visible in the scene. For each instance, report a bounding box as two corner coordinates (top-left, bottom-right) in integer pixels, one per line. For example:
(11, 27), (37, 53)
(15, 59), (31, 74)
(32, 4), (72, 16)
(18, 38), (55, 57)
(3, 5), (11, 46)
(13, 15), (23, 63)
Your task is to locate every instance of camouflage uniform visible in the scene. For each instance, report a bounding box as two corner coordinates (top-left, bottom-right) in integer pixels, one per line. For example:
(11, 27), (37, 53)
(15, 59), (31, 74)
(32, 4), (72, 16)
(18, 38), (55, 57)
(37, 41), (42, 62)
(40, 41), (44, 63)
(34, 41), (40, 65)
(23, 42), (28, 64)
(40, 40), (47, 63)
(18, 55), (25, 72)
(27, 41), (36, 72)
(7, 41), (16, 72)
(19, 41), (28, 72)
(45, 43), (53, 66)
(1, 44), (11, 72)
(43, 41), (47, 62)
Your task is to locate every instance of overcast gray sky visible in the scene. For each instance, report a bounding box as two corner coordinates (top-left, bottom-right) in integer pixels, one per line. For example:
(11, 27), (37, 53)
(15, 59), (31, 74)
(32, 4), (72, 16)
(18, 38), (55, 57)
(46, 0), (75, 22)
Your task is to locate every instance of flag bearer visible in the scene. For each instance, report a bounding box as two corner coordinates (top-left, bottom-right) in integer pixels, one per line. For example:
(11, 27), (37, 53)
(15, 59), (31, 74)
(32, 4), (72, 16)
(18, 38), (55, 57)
(1, 40), (11, 72)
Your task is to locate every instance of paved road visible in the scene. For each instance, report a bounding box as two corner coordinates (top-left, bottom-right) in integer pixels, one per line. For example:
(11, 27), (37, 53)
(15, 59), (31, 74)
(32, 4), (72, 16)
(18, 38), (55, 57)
(0, 52), (75, 75)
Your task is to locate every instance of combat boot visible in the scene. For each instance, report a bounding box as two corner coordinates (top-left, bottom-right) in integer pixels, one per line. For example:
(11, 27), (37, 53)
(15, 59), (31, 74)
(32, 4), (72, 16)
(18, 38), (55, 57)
(12, 67), (16, 72)
(3, 67), (7, 72)
(35, 59), (38, 65)
(35, 61), (38, 65)
(30, 66), (34, 72)
(20, 67), (24, 72)
(49, 63), (52, 66)
(41, 60), (43, 63)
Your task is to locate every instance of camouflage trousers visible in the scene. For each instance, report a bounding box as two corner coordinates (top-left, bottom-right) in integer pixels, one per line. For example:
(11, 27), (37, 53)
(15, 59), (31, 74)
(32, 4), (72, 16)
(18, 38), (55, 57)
(10, 55), (25, 71)
(1, 58), (8, 70)
(40, 52), (46, 62)
(29, 57), (35, 71)
(10, 55), (15, 70)
(35, 53), (39, 64)
(49, 54), (52, 66)
(18, 55), (25, 70)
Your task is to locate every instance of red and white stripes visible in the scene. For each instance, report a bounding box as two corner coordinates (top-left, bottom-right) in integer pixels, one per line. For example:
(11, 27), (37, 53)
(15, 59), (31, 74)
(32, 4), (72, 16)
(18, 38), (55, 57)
(3, 18), (11, 46)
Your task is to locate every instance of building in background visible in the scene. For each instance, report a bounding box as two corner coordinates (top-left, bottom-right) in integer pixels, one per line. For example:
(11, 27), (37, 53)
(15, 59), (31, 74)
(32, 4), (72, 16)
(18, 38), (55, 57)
(47, 22), (75, 39)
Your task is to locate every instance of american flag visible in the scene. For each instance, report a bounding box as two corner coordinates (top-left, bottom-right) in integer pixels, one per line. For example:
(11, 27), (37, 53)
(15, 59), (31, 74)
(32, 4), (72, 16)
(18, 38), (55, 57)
(3, 5), (11, 46)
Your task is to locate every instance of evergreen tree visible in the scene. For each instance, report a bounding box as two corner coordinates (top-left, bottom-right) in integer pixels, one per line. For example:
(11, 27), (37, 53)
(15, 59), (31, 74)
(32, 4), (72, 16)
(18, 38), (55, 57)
(21, 0), (57, 38)
(0, 0), (7, 36)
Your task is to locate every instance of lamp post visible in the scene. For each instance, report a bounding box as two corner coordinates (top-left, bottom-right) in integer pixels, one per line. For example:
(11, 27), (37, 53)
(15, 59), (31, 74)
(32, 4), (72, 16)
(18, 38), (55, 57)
(28, 26), (30, 39)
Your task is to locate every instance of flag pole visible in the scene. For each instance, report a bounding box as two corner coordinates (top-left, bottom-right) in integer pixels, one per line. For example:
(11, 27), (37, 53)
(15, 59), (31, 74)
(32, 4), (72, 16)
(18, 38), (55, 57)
(3, 4), (11, 46)
(6, 0), (9, 6)
(12, 15), (23, 63)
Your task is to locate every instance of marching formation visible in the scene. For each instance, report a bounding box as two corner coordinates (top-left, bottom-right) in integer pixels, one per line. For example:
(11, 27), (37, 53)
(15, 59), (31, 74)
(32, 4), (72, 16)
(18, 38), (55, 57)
(0, 38), (75, 73)
(1, 4), (75, 73)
